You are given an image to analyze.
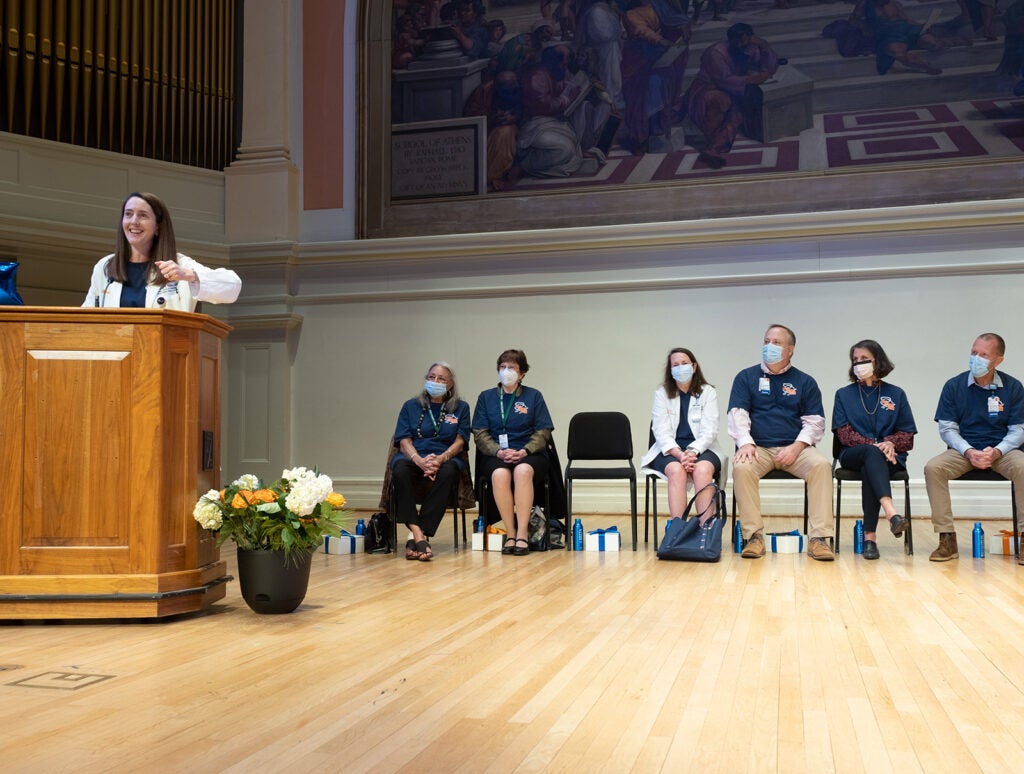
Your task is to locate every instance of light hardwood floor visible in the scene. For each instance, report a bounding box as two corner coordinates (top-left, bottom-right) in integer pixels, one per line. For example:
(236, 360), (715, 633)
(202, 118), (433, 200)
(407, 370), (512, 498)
(3, 516), (1024, 773)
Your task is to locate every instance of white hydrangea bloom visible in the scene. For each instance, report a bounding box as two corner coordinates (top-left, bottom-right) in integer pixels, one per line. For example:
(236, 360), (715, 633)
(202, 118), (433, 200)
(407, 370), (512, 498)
(232, 473), (260, 490)
(284, 471), (333, 517)
(193, 491), (224, 530)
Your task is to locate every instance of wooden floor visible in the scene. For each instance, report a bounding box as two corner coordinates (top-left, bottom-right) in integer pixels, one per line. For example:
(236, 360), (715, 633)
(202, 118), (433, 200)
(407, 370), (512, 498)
(4, 515), (1024, 774)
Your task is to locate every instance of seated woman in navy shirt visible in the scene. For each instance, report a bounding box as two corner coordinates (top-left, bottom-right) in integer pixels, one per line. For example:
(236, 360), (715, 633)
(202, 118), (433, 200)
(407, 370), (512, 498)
(391, 362), (471, 561)
(832, 339), (916, 560)
(472, 349), (554, 556)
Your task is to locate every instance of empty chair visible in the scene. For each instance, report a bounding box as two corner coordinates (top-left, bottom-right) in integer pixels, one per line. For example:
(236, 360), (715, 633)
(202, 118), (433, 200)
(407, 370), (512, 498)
(564, 411), (638, 551)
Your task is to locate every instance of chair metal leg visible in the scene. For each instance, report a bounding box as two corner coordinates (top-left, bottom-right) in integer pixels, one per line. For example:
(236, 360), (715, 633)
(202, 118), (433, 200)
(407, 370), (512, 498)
(644, 477), (651, 544)
(630, 480), (638, 551)
(904, 479), (913, 556)
(566, 477), (574, 551)
(834, 478), (842, 554)
(1013, 483), (1019, 560)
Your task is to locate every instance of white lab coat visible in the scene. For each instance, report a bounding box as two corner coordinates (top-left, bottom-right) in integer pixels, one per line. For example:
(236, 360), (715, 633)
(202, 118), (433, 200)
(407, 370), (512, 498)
(82, 253), (241, 312)
(639, 384), (723, 471)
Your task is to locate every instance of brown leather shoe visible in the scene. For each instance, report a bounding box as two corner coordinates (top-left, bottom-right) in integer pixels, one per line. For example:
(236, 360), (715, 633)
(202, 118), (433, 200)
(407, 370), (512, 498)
(741, 531), (765, 558)
(808, 537), (835, 561)
(930, 532), (959, 562)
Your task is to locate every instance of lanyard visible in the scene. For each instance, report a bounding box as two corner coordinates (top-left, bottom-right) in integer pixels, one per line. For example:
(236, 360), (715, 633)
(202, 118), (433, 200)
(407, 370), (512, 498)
(499, 387), (517, 431)
(416, 404), (444, 438)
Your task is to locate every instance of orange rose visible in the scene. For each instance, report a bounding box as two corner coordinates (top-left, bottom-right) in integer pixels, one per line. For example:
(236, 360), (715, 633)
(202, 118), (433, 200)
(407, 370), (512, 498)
(253, 489), (277, 504)
(231, 490), (258, 509)
(326, 492), (346, 509)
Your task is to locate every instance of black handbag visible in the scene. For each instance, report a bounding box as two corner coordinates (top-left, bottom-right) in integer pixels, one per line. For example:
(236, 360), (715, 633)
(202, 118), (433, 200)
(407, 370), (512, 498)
(363, 512), (394, 554)
(656, 482), (726, 562)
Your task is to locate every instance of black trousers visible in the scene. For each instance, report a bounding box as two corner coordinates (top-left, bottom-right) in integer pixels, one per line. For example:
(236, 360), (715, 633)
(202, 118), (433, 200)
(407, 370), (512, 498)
(391, 458), (460, 538)
(838, 444), (904, 532)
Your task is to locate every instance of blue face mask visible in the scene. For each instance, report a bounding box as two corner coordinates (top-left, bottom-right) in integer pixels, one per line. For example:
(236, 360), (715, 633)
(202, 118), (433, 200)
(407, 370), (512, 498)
(671, 364), (694, 384)
(424, 380), (448, 398)
(762, 343), (783, 365)
(969, 354), (990, 379)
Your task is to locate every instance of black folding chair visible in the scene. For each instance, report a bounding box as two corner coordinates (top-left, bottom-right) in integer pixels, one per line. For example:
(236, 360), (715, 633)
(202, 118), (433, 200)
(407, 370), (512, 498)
(564, 412), (638, 551)
(832, 435), (912, 555)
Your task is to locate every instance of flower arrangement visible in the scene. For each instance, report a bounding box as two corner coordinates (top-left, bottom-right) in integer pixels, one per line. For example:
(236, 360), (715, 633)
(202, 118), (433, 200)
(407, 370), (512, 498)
(193, 467), (351, 562)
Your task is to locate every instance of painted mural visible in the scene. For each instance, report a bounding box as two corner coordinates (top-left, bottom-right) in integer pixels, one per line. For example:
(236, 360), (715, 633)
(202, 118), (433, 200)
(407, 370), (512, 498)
(389, 0), (1024, 198)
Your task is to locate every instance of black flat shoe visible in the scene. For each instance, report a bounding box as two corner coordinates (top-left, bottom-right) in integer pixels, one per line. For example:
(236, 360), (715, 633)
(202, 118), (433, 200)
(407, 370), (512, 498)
(863, 540), (880, 560)
(501, 536), (516, 555)
(889, 514), (908, 537)
(513, 538), (530, 556)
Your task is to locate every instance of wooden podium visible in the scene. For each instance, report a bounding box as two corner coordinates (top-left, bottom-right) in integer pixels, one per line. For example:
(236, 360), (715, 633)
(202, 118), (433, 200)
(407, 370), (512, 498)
(0, 307), (232, 618)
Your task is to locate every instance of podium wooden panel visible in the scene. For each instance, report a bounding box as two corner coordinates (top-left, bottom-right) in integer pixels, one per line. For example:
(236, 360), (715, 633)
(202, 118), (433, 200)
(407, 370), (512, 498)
(0, 307), (232, 618)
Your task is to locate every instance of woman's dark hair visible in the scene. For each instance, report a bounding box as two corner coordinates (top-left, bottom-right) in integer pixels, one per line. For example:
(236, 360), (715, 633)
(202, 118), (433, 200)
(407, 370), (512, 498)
(106, 191), (178, 285)
(848, 339), (895, 382)
(662, 347), (710, 398)
(496, 348), (529, 375)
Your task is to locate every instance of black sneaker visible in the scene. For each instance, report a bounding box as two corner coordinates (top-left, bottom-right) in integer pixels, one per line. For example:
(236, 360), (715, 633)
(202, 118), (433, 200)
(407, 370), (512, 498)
(889, 514), (908, 537)
(863, 539), (879, 560)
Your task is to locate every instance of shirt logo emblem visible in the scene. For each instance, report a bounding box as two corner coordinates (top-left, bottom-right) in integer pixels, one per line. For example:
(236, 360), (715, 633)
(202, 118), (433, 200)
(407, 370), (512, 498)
(880, 397), (897, 412)
(782, 383), (797, 396)
(444, 414), (459, 424)
(514, 402), (529, 415)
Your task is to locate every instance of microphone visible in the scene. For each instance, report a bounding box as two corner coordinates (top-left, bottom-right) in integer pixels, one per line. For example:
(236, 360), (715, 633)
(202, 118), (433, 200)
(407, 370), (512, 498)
(98, 277), (114, 307)
(157, 297), (165, 306)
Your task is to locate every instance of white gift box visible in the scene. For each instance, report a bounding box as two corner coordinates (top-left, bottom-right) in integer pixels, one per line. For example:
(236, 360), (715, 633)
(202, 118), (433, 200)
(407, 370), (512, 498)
(585, 529), (620, 552)
(988, 533), (1019, 555)
(471, 531), (506, 552)
(769, 532), (805, 553)
(322, 532), (364, 554)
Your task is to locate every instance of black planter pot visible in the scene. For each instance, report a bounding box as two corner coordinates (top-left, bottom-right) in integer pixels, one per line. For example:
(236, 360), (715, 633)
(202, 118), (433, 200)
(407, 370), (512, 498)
(236, 548), (313, 614)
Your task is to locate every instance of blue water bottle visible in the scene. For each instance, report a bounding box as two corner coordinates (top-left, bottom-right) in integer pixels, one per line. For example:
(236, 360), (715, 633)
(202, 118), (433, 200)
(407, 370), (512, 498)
(355, 518), (365, 536)
(972, 522), (985, 558)
(734, 519), (743, 553)
(853, 519), (864, 555)
(572, 518), (584, 551)
(475, 514), (485, 533)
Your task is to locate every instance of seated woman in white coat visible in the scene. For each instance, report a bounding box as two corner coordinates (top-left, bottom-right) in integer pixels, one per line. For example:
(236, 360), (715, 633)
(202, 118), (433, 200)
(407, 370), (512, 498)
(82, 192), (241, 311)
(640, 347), (724, 520)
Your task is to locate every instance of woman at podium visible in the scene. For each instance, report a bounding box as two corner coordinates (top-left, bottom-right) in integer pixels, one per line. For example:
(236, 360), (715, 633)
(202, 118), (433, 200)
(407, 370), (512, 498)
(82, 192), (241, 311)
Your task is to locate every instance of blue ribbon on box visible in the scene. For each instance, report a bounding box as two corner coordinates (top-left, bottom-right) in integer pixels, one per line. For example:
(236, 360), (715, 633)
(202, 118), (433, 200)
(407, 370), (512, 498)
(587, 525), (618, 551)
(769, 529), (803, 553)
(325, 530), (357, 554)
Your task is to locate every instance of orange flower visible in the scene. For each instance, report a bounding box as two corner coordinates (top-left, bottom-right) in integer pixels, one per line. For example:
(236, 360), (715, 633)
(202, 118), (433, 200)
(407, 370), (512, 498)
(326, 492), (346, 509)
(253, 489), (277, 504)
(231, 490), (259, 509)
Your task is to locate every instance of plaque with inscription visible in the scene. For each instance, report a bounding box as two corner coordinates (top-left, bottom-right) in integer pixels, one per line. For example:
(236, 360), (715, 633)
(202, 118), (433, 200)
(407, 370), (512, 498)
(391, 117), (486, 200)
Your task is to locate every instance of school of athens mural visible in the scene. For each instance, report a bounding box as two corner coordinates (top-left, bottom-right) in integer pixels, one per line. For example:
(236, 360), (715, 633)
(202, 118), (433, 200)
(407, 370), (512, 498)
(388, 0), (1024, 201)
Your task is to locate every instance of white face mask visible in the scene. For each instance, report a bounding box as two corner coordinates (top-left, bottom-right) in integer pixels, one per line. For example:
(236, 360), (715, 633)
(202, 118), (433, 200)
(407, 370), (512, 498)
(671, 363), (694, 384)
(852, 362), (873, 381)
(499, 367), (519, 388)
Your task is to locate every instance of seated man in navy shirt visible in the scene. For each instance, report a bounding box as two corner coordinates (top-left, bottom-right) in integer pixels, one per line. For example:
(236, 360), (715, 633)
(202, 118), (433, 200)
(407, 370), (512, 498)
(925, 332), (1024, 562)
(728, 324), (835, 561)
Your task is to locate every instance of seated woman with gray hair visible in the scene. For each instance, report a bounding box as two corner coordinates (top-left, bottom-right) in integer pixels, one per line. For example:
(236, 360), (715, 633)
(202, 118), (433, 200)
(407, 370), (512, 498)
(390, 362), (471, 561)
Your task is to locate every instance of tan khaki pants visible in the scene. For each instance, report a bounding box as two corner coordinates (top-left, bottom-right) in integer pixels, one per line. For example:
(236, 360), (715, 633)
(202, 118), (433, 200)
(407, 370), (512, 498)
(923, 448), (1024, 533)
(732, 445), (834, 539)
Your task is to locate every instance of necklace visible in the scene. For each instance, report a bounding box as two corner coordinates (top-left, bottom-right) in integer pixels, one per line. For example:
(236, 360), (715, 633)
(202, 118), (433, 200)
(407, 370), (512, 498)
(858, 382), (879, 416)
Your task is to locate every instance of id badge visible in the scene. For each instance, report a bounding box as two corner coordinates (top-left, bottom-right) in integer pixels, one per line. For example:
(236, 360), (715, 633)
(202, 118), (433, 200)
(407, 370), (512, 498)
(759, 377), (770, 394)
(499, 433), (509, 449)
(988, 395), (1001, 417)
